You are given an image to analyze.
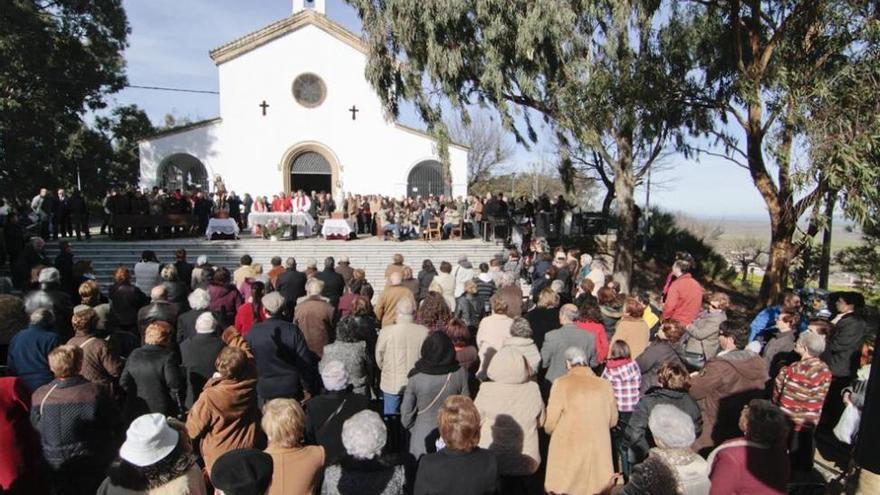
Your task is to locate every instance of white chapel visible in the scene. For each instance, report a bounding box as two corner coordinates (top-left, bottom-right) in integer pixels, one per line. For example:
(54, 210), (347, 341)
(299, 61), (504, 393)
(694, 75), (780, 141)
(138, 0), (469, 201)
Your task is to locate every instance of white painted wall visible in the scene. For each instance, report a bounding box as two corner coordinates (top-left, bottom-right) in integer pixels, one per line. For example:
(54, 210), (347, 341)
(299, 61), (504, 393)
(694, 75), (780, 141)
(138, 120), (222, 189)
(139, 17), (468, 200)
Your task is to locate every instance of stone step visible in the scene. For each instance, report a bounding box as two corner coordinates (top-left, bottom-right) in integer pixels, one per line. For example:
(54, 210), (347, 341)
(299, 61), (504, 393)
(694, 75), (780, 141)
(46, 236), (506, 292)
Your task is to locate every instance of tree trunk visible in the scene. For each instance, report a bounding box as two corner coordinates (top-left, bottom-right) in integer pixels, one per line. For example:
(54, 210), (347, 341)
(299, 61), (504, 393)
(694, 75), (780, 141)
(819, 191), (835, 289)
(601, 188), (615, 217)
(613, 166), (636, 294)
(759, 224), (796, 306)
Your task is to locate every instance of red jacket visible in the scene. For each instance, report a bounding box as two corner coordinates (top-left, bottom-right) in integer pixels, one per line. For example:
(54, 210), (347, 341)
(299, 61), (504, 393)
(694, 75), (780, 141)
(0, 377), (45, 493)
(576, 320), (609, 363)
(234, 303), (268, 338)
(662, 273), (703, 326)
(708, 438), (789, 494)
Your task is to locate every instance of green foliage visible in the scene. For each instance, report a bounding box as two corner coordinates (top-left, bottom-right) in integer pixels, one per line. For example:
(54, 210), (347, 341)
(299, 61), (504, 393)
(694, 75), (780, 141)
(0, 0), (129, 204)
(836, 224), (880, 305)
(95, 105), (157, 188)
(643, 208), (736, 283)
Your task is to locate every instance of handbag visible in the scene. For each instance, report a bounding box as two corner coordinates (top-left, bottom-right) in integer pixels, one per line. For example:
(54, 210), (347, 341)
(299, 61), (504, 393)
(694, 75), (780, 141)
(417, 373), (452, 416)
(833, 402), (861, 444)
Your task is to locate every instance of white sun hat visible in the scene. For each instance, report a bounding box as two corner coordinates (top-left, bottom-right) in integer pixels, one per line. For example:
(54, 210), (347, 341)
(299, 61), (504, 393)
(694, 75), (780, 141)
(119, 413), (179, 467)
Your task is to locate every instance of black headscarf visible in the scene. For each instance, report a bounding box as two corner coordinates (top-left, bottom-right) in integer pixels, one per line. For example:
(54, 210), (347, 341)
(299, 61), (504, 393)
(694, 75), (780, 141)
(408, 331), (460, 377)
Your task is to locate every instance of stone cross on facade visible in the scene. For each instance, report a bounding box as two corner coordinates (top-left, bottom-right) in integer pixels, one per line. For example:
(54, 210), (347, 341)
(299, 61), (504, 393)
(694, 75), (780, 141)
(349, 105), (359, 120)
(259, 100), (270, 116)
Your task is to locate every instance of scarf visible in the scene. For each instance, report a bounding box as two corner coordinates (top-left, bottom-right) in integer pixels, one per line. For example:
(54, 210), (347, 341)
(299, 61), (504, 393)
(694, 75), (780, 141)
(605, 357), (633, 369)
(409, 332), (460, 377)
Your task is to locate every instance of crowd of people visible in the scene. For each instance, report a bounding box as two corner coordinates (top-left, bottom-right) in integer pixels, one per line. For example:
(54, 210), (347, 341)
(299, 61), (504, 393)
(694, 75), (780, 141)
(0, 236), (876, 494)
(1, 186), (575, 247)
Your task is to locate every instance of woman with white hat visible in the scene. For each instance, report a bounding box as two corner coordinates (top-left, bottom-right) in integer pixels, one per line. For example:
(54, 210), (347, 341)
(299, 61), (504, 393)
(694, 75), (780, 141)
(97, 413), (207, 494)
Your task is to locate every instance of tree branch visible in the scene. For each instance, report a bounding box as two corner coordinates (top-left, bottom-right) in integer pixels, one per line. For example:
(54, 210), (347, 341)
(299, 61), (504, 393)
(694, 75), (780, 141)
(688, 147), (750, 169)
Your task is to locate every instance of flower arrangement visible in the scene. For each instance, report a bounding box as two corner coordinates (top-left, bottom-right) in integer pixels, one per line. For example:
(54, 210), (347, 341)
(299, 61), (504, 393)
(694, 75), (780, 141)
(261, 220), (285, 240)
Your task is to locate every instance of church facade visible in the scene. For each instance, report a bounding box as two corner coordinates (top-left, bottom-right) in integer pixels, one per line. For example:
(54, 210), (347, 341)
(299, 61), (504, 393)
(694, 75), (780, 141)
(137, 2), (468, 202)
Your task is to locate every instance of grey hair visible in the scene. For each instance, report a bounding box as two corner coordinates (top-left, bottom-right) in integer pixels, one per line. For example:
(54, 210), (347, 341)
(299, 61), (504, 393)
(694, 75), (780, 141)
(648, 404), (696, 449)
(284, 257), (296, 269)
(498, 273), (514, 288)
(564, 346), (588, 366)
(262, 292), (285, 315)
(195, 312), (216, 333)
(396, 297), (414, 316)
(306, 278), (324, 296)
(29, 307), (55, 327)
(160, 264), (178, 281)
(341, 410), (387, 460)
(306, 258), (318, 269)
(798, 331), (826, 357)
(559, 304), (579, 323)
(509, 317), (533, 338)
(24, 291), (54, 315)
(188, 288), (211, 310)
(38, 267), (60, 284)
(550, 279), (565, 293)
(196, 255), (208, 266)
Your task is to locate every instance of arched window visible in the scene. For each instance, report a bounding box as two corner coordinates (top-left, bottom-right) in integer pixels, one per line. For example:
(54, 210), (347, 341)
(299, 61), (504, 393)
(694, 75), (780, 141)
(159, 154), (208, 192)
(407, 160), (446, 197)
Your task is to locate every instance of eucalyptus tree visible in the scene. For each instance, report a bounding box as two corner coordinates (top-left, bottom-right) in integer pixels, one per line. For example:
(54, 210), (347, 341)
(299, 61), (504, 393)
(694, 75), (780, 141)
(348, 0), (696, 292)
(680, 0), (879, 304)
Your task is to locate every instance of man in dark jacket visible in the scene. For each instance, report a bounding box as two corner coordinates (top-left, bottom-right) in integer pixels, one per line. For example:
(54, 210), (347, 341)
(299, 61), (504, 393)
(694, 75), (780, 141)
(313, 257), (345, 308)
(7, 308), (60, 392)
(108, 271), (149, 336)
(177, 288), (220, 343)
(24, 267), (73, 338)
(31, 345), (119, 495)
(689, 321), (768, 455)
(69, 189), (90, 240)
(854, 343), (880, 491)
(54, 188), (72, 239)
(119, 322), (184, 419)
(304, 361), (370, 464)
(245, 293), (318, 404)
(819, 292), (869, 433)
(180, 313), (225, 408)
(275, 257), (306, 316)
(136, 285), (179, 341)
(173, 248), (194, 291)
(193, 192), (213, 233)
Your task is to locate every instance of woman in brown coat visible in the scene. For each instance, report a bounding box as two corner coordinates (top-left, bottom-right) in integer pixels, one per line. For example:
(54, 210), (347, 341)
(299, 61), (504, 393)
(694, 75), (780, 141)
(611, 297), (651, 360)
(185, 329), (262, 474)
(545, 346), (618, 495)
(67, 307), (123, 391)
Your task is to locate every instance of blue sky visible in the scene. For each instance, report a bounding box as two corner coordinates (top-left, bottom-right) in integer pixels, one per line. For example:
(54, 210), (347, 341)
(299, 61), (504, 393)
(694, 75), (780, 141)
(110, 0), (770, 220)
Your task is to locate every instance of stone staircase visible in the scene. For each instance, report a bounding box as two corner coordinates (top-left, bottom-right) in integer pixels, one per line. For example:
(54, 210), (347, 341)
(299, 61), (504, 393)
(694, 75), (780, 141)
(45, 236), (506, 292)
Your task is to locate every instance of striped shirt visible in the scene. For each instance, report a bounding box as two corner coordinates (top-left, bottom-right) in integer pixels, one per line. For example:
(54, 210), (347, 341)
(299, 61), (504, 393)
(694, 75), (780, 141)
(602, 359), (641, 412)
(772, 356), (832, 430)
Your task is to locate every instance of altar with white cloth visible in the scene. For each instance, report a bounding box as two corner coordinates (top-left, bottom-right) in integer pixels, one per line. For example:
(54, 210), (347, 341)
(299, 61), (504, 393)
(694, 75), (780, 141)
(321, 218), (355, 240)
(247, 212), (315, 238)
(205, 218), (240, 240)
